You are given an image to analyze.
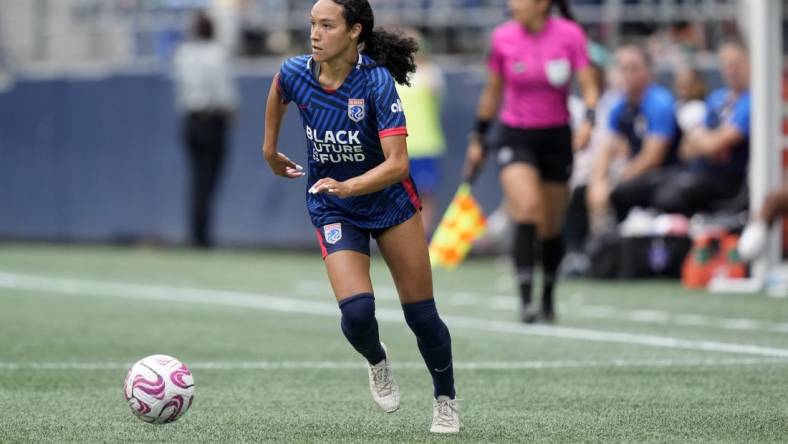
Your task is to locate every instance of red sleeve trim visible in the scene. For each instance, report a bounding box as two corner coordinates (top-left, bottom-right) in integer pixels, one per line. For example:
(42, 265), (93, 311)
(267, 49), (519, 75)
(378, 127), (408, 138)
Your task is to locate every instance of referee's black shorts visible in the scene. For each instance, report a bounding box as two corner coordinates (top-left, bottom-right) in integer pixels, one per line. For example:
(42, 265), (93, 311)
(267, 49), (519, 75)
(494, 124), (573, 183)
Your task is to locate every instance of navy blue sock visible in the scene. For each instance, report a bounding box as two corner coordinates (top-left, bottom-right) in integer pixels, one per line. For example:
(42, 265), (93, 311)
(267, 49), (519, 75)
(402, 299), (455, 399)
(339, 293), (386, 365)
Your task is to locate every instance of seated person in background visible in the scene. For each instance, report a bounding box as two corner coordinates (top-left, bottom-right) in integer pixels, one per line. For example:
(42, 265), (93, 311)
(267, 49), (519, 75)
(673, 66), (708, 132)
(586, 44), (678, 234)
(738, 185), (788, 261)
(563, 45), (621, 272)
(652, 40), (750, 216)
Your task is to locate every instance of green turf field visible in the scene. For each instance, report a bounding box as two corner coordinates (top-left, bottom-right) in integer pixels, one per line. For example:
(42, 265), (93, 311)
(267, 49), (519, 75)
(1, 243), (787, 442)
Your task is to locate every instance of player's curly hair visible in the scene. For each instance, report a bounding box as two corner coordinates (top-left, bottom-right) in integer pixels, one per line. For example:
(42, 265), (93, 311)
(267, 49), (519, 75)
(331, 0), (418, 86)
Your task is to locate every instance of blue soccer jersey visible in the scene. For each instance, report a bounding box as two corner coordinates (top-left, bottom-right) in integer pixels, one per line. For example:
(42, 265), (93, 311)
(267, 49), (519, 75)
(277, 54), (421, 230)
(689, 87), (750, 179)
(607, 83), (679, 166)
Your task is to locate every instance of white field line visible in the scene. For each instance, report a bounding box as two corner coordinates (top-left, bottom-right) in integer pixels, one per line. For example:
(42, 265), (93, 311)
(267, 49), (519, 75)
(294, 283), (788, 335)
(3, 271), (788, 359)
(0, 357), (786, 371)
(571, 303), (788, 334)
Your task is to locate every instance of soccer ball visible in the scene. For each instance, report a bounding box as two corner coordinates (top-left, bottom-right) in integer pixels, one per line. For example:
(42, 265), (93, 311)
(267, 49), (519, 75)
(123, 354), (195, 424)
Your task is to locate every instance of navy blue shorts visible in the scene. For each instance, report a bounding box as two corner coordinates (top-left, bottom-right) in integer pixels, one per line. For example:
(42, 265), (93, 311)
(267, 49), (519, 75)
(314, 222), (388, 259)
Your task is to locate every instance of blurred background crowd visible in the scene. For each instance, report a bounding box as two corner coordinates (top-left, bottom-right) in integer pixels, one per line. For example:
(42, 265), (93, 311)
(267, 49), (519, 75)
(0, 0), (762, 68)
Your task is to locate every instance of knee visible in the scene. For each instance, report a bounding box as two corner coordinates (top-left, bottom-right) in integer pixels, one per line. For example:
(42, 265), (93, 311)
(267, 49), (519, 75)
(402, 299), (449, 344)
(509, 198), (541, 224)
(538, 221), (562, 239)
(339, 293), (376, 333)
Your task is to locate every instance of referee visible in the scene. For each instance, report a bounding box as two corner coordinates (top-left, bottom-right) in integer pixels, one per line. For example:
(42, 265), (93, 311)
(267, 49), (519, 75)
(173, 10), (238, 248)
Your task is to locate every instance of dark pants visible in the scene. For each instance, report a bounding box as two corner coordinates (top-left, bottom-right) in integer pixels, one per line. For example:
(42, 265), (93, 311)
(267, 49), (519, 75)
(564, 185), (589, 252)
(651, 169), (743, 216)
(609, 169), (669, 221)
(184, 112), (228, 247)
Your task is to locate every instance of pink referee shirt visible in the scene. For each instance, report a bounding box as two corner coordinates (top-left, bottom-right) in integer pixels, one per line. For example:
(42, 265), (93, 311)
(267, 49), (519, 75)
(488, 17), (589, 129)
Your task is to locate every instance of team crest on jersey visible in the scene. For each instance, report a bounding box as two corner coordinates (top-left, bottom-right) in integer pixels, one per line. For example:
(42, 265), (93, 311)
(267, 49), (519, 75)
(324, 223), (342, 245)
(348, 99), (365, 122)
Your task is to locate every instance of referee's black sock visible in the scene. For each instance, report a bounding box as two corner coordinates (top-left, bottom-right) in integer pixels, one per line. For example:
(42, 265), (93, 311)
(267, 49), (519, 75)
(540, 236), (565, 314)
(513, 223), (536, 306)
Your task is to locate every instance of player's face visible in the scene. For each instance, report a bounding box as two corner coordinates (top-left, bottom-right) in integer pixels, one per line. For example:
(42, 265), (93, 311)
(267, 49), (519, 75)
(508, 0), (549, 25)
(616, 48), (650, 95)
(719, 44), (749, 92)
(310, 0), (360, 63)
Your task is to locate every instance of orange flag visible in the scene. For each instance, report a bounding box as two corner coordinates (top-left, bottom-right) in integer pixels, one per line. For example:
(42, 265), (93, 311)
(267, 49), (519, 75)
(428, 183), (486, 269)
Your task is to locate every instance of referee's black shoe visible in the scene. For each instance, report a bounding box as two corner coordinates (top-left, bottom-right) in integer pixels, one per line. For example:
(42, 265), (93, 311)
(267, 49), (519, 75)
(520, 304), (539, 324)
(520, 304), (555, 324)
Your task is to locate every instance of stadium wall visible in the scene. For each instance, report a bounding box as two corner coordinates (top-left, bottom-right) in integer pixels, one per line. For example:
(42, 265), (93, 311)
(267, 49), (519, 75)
(0, 71), (499, 247)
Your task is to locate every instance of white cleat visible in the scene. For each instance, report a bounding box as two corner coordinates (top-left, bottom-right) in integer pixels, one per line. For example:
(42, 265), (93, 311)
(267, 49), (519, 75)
(430, 396), (460, 434)
(367, 343), (399, 413)
(738, 221), (768, 262)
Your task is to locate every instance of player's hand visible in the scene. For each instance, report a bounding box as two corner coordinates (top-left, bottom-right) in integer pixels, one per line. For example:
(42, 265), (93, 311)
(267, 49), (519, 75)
(309, 177), (354, 198)
(265, 151), (305, 179)
(573, 121), (593, 152)
(462, 138), (486, 182)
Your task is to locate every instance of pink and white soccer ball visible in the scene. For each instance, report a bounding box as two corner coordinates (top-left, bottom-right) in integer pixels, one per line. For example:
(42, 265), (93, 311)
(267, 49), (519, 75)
(123, 354), (195, 424)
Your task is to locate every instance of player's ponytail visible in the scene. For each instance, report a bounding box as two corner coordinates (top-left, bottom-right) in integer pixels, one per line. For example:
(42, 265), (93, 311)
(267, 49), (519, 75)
(332, 0), (418, 86)
(552, 0), (575, 21)
(362, 29), (418, 86)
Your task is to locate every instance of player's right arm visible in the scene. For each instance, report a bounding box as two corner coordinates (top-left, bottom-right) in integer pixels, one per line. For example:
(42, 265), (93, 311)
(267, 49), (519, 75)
(263, 73), (304, 179)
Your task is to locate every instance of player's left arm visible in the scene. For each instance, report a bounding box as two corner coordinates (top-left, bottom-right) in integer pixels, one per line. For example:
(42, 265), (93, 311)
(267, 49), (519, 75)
(620, 135), (670, 182)
(310, 135), (409, 198)
(683, 94), (748, 161)
(620, 95), (675, 181)
(683, 125), (744, 160)
(312, 71), (410, 198)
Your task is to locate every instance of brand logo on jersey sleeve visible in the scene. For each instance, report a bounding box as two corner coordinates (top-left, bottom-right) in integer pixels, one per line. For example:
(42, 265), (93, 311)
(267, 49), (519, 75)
(348, 99), (365, 122)
(324, 223), (343, 245)
(390, 99), (404, 113)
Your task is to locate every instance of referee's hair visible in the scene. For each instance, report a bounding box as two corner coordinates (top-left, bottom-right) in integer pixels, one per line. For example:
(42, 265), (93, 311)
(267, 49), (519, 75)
(332, 0), (418, 86)
(552, 0), (575, 21)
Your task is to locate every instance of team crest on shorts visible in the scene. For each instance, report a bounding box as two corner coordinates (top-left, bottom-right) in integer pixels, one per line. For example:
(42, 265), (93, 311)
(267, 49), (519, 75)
(324, 223), (342, 245)
(348, 99), (365, 122)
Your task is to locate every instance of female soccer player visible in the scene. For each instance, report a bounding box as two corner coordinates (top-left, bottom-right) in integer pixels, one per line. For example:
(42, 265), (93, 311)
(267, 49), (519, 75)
(262, 0), (458, 434)
(464, 0), (599, 323)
